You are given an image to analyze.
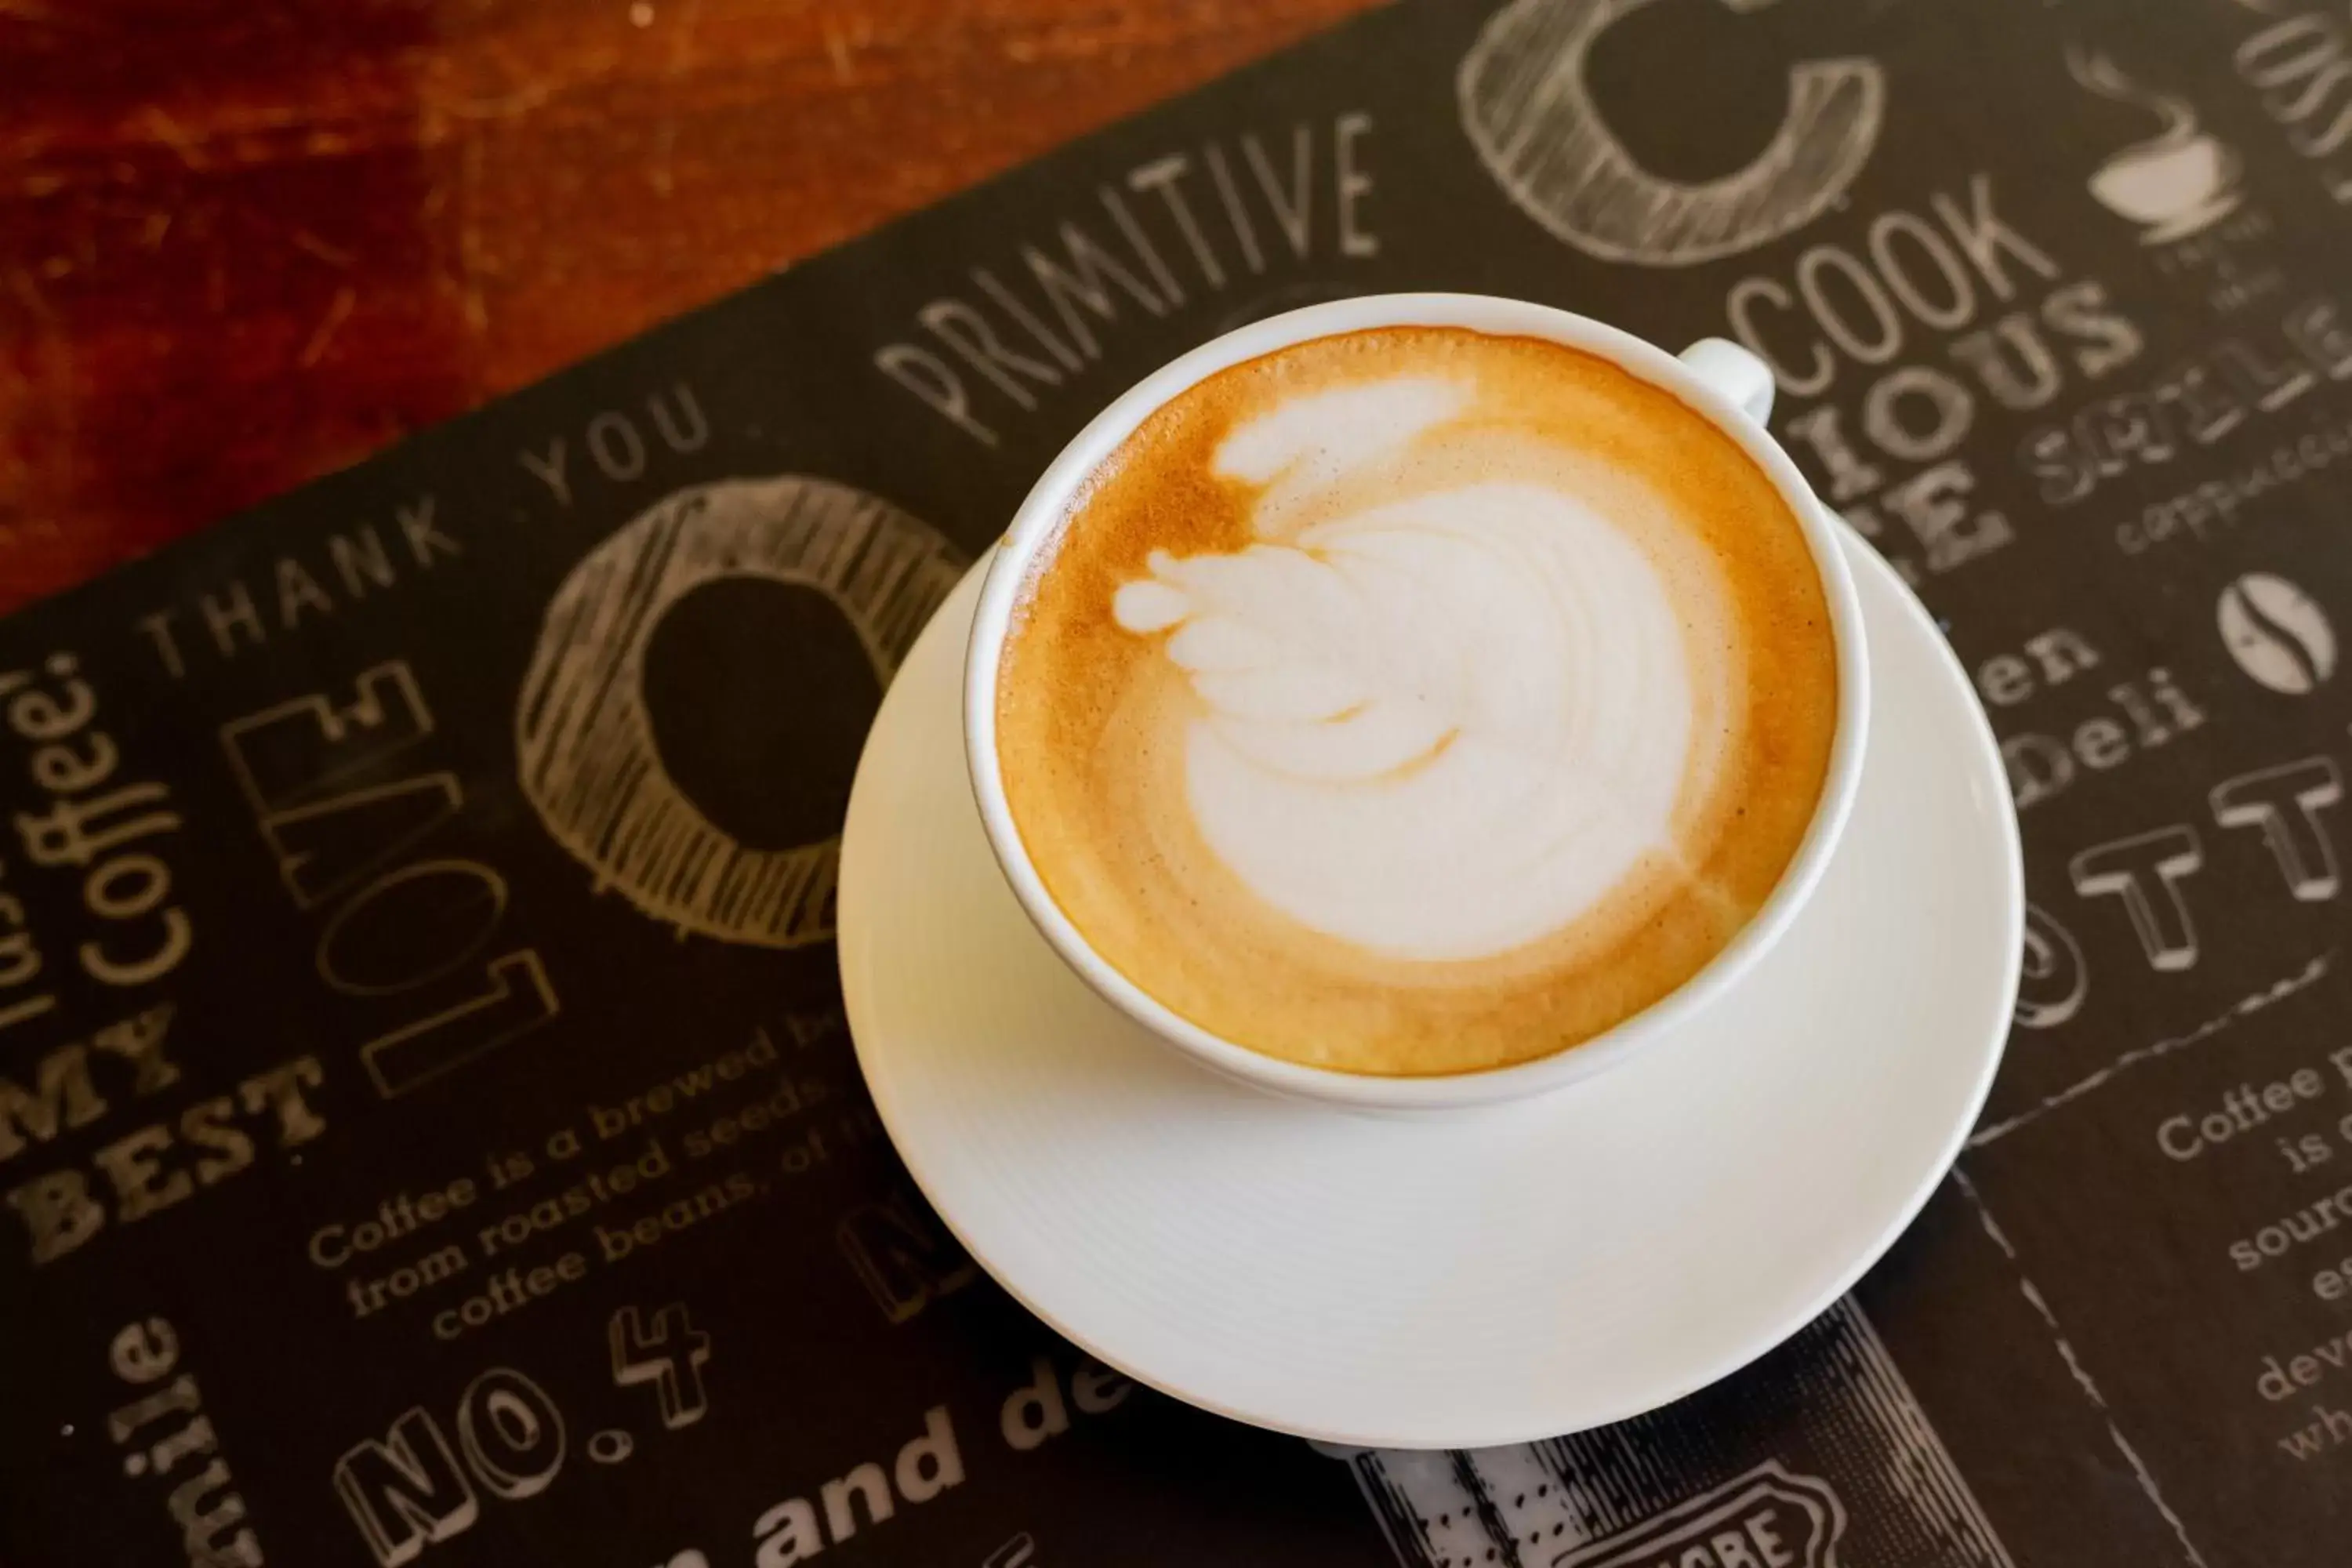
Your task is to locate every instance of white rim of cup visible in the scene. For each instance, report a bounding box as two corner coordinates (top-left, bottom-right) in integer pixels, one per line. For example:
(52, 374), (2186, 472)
(964, 292), (1871, 1112)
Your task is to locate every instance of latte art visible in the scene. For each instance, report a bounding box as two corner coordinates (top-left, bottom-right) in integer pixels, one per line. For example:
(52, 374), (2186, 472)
(996, 328), (1835, 1076)
(1118, 476), (1721, 960)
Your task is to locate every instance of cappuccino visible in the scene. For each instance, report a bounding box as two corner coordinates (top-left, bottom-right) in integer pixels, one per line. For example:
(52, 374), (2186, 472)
(994, 327), (1837, 1076)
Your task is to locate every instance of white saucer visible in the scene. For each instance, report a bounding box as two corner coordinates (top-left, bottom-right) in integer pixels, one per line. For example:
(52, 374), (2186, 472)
(838, 532), (2021, 1448)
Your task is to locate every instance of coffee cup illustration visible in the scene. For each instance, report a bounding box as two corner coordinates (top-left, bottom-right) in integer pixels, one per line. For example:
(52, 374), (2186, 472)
(2069, 46), (2241, 244)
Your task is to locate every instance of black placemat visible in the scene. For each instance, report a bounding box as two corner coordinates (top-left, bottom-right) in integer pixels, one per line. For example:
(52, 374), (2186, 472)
(5, 1), (2349, 1563)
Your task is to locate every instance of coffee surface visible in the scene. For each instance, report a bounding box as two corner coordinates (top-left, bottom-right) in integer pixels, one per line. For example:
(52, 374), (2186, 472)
(995, 326), (1838, 1076)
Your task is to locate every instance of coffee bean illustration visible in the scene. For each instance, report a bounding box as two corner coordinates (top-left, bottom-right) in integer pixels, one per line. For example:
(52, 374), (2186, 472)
(2217, 572), (2336, 695)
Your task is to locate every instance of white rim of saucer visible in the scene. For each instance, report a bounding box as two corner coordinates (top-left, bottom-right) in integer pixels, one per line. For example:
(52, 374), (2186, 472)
(960, 293), (1871, 1109)
(842, 535), (2023, 1446)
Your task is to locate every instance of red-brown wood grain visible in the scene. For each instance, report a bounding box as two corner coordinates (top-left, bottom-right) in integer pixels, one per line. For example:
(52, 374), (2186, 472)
(0, 0), (1380, 611)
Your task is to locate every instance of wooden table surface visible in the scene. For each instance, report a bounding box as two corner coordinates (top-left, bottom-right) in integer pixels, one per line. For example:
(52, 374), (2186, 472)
(0, 0), (1376, 612)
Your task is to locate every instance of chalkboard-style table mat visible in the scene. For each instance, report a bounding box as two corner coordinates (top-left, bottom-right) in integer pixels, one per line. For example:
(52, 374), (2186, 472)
(5, 0), (2351, 1563)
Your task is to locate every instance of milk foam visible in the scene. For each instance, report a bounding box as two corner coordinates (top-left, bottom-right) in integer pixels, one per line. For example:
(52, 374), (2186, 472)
(1111, 375), (1727, 960)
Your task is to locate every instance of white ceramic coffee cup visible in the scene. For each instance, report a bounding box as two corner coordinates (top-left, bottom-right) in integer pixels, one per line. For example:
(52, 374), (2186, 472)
(964, 293), (1870, 1111)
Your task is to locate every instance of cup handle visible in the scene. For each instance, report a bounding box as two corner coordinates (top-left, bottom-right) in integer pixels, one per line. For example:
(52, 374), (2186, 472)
(1678, 338), (1776, 426)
